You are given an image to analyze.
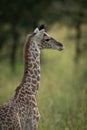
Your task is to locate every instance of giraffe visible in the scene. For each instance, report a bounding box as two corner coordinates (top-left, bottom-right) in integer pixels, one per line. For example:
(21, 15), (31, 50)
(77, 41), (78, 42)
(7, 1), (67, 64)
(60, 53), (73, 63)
(0, 25), (64, 130)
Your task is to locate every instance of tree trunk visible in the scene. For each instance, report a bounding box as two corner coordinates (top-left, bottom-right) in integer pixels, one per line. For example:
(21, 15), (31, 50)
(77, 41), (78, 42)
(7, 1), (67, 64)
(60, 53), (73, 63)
(10, 24), (19, 70)
(75, 22), (81, 64)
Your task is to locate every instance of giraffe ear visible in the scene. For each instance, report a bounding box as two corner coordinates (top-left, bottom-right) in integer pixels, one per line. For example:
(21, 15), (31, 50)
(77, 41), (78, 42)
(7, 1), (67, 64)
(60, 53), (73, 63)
(34, 25), (45, 34)
(34, 28), (39, 33)
(34, 27), (45, 36)
(34, 26), (45, 41)
(37, 29), (45, 39)
(33, 27), (45, 41)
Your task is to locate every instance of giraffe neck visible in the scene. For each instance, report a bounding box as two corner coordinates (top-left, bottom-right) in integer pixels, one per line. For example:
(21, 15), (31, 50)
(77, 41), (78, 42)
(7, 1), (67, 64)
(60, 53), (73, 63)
(24, 36), (41, 95)
(14, 35), (41, 100)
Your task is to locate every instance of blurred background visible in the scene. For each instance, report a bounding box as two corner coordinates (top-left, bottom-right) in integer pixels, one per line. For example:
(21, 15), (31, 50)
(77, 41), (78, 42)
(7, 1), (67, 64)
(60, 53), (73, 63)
(0, 0), (87, 129)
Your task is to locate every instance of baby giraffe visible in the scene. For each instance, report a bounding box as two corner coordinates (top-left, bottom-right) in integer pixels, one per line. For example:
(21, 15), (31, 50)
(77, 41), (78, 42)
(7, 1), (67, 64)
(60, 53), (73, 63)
(0, 25), (64, 130)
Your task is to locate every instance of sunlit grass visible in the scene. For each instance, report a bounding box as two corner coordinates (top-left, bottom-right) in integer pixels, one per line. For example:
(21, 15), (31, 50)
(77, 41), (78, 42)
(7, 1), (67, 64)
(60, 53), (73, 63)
(0, 24), (87, 130)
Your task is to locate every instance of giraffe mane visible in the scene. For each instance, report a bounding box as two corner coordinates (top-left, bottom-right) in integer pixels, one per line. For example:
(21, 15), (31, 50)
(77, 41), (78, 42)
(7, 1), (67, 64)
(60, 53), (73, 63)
(14, 34), (34, 97)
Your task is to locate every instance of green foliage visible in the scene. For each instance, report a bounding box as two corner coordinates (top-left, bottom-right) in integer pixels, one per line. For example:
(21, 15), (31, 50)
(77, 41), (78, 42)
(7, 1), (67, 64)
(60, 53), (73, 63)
(48, 0), (87, 26)
(0, 0), (55, 67)
(0, 0), (87, 67)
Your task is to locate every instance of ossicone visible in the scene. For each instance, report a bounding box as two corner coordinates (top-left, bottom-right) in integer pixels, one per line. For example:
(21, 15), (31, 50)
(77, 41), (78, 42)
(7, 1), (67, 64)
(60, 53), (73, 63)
(34, 25), (45, 34)
(39, 25), (45, 31)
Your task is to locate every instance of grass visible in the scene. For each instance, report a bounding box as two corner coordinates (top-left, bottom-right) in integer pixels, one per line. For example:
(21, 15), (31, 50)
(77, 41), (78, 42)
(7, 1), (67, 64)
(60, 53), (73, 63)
(0, 24), (87, 130)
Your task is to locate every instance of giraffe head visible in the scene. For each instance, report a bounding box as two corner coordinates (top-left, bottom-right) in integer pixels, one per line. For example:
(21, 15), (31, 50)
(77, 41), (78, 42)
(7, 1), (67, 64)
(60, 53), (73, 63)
(32, 25), (64, 51)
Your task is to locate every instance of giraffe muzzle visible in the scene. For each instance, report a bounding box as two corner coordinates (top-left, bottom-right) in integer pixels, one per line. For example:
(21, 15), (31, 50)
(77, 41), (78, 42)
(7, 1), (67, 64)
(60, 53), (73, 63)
(56, 42), (64, 51)
(59, 45), (64, 51)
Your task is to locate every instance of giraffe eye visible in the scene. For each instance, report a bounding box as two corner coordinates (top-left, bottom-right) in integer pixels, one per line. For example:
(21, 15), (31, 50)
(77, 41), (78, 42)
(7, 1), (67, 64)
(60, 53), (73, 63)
(45, 39), (50, 42)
